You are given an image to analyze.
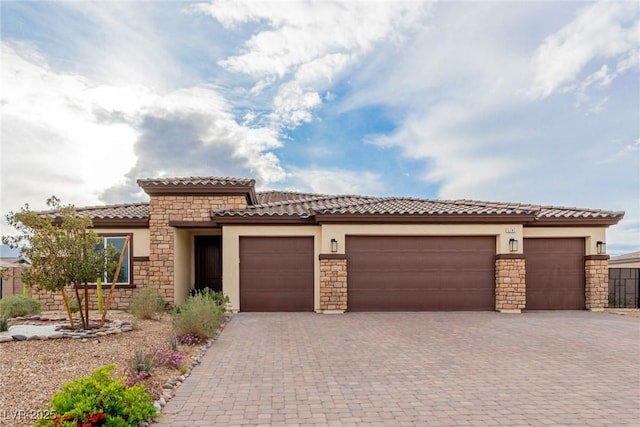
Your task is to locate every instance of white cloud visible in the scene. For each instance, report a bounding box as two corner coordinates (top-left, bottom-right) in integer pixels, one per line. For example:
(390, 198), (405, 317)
(287, 168), (385, 196)
(526, 1), (639, 100)
(194, 0), (430, 128)
(1, 42), (150, 213)
(1, 41), (287, 215)
(371, 104), (518, 199)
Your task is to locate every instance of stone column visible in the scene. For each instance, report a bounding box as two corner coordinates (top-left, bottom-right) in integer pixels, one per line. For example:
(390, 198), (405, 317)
(319, 255), (347, 313)
(585, 255), (609, 311)
(147, 195), (247, 304)
(148, 196), (176, 302)
(495, 255), (526, 313)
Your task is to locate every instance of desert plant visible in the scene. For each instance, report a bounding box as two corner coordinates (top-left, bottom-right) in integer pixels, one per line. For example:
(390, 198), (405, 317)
(168, 334), (179, 352)
(127, 348), (155, 378)
(171, 289), (226, 341)
(0, 317), (8, 332)
(0, 295), (41, 318)
(34, 364), (157, 427)
(128, 286), (166, 320)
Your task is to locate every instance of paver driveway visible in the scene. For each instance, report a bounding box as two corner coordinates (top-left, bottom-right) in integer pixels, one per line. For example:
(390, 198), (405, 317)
(155, 312), (640, 426)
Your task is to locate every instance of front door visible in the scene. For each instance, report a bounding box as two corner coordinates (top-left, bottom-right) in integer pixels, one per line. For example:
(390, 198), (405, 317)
(194, 235), (222, 293)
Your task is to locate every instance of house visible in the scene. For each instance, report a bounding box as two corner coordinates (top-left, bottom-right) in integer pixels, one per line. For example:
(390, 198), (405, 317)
(31, 176), (624, 313)
(0, 257), (30, 299)
(608, 251), (640, 308)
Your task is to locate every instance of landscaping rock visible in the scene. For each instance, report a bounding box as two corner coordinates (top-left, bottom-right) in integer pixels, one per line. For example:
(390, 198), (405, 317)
(12, 334), (27, 341)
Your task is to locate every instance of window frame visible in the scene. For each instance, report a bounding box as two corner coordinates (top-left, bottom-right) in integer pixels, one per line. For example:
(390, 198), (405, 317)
(94, 233), (134, 287)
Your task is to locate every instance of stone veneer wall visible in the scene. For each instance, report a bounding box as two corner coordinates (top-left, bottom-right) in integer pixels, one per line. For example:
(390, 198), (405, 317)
(319, 257), (347, 312)
(585, 258), (609, 310)
(148, 195), (247, 303)
(31, 258), (149, 311)
(495, 257), (526, 312)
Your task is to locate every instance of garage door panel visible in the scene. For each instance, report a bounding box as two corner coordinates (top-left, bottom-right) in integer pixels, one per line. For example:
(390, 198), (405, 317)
(525, 238), (585, 310)
(347, 236), (495, 311)
(349, 288), (492, 311)
(240, 237), (313, 312)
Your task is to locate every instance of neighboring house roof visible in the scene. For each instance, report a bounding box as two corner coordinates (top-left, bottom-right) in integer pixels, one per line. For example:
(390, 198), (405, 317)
(609, 251), (640, 265)
(0, 257), (30, 268)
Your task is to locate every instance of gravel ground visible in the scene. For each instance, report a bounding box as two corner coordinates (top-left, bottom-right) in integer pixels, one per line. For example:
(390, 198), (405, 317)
(0, 311), (201, 427)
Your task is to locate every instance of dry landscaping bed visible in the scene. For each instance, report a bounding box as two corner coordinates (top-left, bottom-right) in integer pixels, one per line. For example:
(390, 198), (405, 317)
(0, 310), (215, 427)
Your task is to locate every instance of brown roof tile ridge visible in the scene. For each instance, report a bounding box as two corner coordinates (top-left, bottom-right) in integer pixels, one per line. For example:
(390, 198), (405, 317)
(137, 176), (254, 186)
(248, 193), (379, 209)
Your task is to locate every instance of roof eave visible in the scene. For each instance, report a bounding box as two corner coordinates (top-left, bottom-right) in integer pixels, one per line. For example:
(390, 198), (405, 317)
(91, 218), (150, 228)
(140, 183), (255, 197)
(527, 217), (624, 227)
(210, 215), (316, 225)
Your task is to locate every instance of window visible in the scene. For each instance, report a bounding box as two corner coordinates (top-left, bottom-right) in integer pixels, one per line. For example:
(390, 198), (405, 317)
(97, 236), (131, 285)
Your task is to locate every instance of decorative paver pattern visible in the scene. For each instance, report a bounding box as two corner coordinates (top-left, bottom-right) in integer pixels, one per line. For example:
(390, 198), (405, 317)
(155, 312), (640, 426)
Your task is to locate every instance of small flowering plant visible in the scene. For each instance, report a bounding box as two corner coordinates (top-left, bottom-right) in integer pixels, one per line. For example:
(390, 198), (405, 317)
(154, 348), (185, 369)
(127, 348), (155, 378)
(123, 345), (187, 400)
(176, 333), (202, 346)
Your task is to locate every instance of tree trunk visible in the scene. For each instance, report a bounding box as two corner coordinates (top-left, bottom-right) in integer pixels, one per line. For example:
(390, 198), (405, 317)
(73, 283), (87, 329)
(60, 288), (75, 330)
(84, 282), (89, 328)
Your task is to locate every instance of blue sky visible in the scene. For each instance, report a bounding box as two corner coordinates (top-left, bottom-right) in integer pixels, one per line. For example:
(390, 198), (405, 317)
(1, 0), (638, 255)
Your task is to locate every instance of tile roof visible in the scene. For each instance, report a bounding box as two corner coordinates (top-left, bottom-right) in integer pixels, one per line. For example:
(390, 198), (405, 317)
(137, 176), (254, 187)
(311, 198), (538, 216)
(536, 206), (623, 220)
(74, 203), (150, 220)
(51, 189), (624, 226)
(256, 191), (329, 205)
(216, 194), (378, 217)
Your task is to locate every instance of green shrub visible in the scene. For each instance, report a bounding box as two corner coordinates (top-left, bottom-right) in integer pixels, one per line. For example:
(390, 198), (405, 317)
(0, 317), (8, 332)
(35, 364), (157, 427)
(128, 286), (166, 320)
(0, 295), (41, 318)
(171, 289), (226, 341)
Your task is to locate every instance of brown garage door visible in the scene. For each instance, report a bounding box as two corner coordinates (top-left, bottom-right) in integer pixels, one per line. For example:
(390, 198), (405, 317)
(346, 236), (495, 311)
(240, 237), (314, 312)
(524, 238), (585, 310)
